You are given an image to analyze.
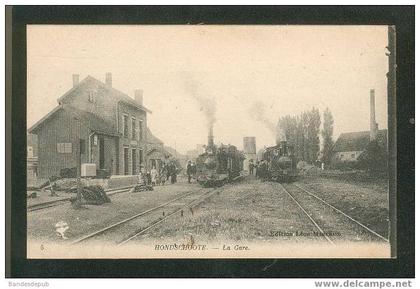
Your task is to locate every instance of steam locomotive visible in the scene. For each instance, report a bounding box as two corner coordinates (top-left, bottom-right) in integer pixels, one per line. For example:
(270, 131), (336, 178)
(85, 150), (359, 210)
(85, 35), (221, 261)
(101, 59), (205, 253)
(195, 129), (245, 187)
(261, 141), (298, 182)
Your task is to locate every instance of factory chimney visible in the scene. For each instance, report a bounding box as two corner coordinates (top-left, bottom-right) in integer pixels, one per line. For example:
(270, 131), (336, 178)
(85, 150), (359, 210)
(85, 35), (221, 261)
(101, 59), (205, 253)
(370, 89), (378, 141)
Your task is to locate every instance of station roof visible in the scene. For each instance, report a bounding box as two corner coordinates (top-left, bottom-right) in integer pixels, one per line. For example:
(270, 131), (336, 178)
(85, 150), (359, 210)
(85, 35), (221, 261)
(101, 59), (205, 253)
(28, 105), (118, 136)
(146, 127), (164, 145)
(57, 75), (152, 114)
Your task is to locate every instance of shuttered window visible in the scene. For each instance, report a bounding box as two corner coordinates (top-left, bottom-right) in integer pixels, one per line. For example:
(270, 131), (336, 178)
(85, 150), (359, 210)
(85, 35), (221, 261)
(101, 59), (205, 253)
(123, 114), (129, 138)
(131, 118), (136, 140)
(139, 149), (143, 164)
(139, 120), (143, 141)
(57, 143), (72, 153)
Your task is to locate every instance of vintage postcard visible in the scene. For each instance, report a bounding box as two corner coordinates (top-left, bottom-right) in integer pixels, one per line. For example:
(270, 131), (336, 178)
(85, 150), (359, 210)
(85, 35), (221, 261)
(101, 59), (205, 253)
(26, 25), (395, 259)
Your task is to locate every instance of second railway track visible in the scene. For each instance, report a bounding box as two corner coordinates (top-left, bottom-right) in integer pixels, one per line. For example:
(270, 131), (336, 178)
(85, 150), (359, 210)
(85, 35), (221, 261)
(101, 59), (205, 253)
(279, 183), (388, 244)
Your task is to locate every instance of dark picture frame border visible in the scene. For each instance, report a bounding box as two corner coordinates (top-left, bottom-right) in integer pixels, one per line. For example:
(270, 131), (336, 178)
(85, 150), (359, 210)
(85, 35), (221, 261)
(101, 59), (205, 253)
(5, 5), (415, 278)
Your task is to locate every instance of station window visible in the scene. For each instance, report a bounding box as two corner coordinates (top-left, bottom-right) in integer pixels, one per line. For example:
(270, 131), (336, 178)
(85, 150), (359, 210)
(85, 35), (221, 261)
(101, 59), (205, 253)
(139, 149), (143, 164)
(139, 120), (143, 141)
(123, 114), (129, 138)
(131, 118), (136, 140)
(123, 147), (129, 175)
(57, 143), (72, 153)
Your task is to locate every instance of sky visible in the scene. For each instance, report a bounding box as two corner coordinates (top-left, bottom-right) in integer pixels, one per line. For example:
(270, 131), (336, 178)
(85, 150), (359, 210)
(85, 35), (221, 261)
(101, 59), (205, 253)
(27, 25), (389, 154)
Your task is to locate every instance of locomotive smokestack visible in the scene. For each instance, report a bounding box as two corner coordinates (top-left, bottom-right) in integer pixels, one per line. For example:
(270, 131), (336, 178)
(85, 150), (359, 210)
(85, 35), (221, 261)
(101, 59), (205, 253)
(276, 128), (287, 145)
(208, 125), (214, 148)
(370, 89), (378, 141)
(281, 141), (287, 155)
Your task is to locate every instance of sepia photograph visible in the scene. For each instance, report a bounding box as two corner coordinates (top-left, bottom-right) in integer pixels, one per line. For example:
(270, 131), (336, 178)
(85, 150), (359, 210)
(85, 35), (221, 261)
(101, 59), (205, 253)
(25, 24), (395, 259)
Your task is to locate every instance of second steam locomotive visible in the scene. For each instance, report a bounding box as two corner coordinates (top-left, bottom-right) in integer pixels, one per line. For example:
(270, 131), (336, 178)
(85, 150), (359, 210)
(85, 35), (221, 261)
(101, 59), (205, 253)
(260, 141), (298, 182)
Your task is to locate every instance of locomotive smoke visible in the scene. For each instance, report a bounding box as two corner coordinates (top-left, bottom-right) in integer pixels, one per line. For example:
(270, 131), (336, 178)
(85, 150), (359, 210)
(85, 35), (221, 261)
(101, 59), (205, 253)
(183, 79), (217, 147)
(249, 101), (286, 144)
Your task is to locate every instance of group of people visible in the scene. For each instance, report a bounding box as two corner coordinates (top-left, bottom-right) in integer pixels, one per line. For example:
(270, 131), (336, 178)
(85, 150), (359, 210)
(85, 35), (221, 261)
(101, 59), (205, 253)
(161, 162), (179, 184)
(137, 162), (179, 187)
(248, 159), (269, 180)
(136, 160), (200, 187)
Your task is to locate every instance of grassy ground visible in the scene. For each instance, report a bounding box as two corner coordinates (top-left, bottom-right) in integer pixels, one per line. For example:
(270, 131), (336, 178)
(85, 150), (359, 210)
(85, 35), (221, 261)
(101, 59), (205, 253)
(318, 170), (389, 188)
(27, 173), (390, 247)
(135, 178), (327, 244)
(27, 182), (203, 243)
(133, 174), (389, 244)
(299, 173), (389, 237)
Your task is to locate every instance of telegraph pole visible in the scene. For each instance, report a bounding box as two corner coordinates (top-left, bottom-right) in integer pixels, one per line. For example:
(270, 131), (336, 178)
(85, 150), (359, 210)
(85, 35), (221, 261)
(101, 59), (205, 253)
(72, 139), (83, 209)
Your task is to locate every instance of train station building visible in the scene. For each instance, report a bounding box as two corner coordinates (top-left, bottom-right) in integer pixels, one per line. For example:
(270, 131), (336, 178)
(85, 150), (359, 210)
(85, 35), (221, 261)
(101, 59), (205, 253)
(28, 73), (160, 178)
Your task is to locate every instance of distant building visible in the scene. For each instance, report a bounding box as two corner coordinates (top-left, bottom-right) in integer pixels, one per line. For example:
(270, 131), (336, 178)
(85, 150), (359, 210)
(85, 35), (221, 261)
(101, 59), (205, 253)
(163, 145), (187, 169)
(146, 127), (172, 172)
(243, 137), (257, 173)
(331, 129), (388, 165)
(331, 89), (388, 167)
(29, 73), (152, 178)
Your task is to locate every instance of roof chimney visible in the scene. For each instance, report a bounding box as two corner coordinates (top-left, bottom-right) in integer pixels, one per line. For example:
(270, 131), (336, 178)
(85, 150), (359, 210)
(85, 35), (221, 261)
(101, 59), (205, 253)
(105, 72), (112, 87)
(370, 89), (378, 141)
(72, 74), (79, 87)
(134, 89), (143, 105)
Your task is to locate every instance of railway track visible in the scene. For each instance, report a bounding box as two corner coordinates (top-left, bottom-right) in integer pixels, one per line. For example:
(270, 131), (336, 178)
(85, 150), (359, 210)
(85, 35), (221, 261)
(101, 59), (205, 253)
(27, 186), (133, 212)
(279, 183), (389, 244)
(27, 198), (71, 212)
(71, 187), (220, 245)
(292, 183), (389, 242)
(278, 183), (335, 244)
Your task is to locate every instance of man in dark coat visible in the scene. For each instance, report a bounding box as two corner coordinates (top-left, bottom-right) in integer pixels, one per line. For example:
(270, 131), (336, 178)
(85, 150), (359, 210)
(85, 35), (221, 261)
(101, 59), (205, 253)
(186, 161), (193, 183)
(146, 170), (152, 185)
(165, 164), (171, 181)
(160, 164), (167, 185)
(192, 162), (197, 175)
(170, 162), (177, 184)
(248, 159), (254, 176)
(259, 161), (267, 181)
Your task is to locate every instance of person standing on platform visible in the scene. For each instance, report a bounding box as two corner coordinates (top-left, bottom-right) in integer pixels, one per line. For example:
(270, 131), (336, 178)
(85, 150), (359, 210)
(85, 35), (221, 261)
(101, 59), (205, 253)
(160, 165), (167, 185)
(170, 162), (177, 184)
(151, 166), (158, 186)
(187, 161), (193, 183)
(249, 159), (254, 176)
